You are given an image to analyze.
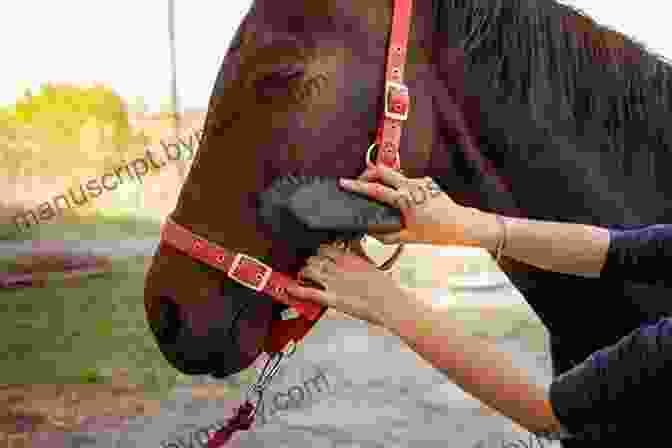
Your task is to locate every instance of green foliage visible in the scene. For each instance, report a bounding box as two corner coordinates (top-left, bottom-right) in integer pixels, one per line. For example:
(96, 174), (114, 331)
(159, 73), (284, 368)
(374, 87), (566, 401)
(0, 83), (145, 182)
(79, 367), (104, 384)
(10, 83), (132, 146)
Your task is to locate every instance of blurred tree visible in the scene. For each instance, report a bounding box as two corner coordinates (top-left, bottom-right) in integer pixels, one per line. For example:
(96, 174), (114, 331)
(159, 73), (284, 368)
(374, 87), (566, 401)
(2, 83), (140, 179)
(11, 83), (133, 149)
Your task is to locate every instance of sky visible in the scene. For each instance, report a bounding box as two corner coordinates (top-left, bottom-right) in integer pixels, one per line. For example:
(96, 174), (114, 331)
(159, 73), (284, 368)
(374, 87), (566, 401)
(1, 0), (670, 112)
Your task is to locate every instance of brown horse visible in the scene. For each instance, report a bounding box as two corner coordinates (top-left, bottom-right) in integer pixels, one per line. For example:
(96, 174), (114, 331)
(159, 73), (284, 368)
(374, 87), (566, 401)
(145, 1), (672, 445)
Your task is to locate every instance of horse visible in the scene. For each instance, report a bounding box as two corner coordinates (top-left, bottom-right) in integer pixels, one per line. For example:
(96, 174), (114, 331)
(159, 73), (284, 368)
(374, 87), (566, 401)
(144, 0), (672, 445)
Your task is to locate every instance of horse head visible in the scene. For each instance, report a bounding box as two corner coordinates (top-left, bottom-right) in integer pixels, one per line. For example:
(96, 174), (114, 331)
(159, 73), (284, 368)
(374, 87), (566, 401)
(143, 0), (474, 378)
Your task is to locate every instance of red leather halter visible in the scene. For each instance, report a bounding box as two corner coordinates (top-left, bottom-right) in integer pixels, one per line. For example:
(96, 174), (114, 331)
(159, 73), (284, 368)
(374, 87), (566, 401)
(160, 0), (413, 354)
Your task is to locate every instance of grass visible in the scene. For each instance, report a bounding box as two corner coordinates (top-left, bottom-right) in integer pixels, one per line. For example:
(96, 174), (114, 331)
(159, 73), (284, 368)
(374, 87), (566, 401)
(0, 202), (250, 400)
(0, 258), (20, 272)
(0, 211), (162, 242)
(0, 255), (245, 400)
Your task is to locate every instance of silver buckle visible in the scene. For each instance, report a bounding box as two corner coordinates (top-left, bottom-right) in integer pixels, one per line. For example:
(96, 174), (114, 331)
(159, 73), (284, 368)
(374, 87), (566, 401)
(227, 253), (272, 292)
(384, 81), (409, 121)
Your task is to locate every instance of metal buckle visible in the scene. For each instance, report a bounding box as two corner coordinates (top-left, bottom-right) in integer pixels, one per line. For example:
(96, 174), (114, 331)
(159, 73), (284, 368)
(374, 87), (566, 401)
(227, 253), (272, 292)
(384, 81), (409, 121)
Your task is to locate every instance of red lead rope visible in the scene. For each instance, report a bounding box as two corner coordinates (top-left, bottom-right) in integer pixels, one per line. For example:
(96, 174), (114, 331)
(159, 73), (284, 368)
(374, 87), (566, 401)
(207, 402), (255, 448)
(207, 348), (291, 447)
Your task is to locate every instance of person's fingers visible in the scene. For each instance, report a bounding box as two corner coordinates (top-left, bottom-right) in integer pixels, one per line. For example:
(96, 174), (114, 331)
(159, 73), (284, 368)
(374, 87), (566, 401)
(343, 162), (407, 189)
(370, 230), (406, 245)
(339, 179), (402, 207)
(372, 163), (408, 188)
(299, 264), (329, 285)
(408, 183), (429, 205)
(285, 283), (329, 305)
(314, 256), (336, 274)
(316, 245), (345, 262)
(355, 170), (379, 184)
(348, 238), (378, 265)
(393, 188), (415, 211)
(305, 255), (324, 267)
(358, 160), (380, 181)
(358, 164), (378, 181)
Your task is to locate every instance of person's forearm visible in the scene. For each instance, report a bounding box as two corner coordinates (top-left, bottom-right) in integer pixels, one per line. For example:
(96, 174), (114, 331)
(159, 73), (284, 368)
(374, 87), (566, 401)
(380, 288), (565, 435)
(466, 209), (611, 277)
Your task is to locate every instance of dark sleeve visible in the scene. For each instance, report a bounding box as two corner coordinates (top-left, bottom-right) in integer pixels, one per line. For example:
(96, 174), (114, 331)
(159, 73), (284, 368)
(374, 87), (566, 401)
(600, 224), (672, 287)
(549, 318), (672, 439)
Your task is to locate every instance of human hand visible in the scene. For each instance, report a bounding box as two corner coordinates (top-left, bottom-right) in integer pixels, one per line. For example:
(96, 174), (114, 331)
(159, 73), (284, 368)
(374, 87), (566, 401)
(285, 243), (410, 327)
(341, 161), (492, 248)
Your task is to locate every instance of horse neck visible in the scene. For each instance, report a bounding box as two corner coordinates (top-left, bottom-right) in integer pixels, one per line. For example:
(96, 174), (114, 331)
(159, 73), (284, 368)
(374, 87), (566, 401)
(430, 0), (672, 226)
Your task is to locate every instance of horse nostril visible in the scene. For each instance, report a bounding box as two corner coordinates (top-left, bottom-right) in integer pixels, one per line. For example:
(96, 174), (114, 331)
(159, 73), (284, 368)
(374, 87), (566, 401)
(152, 295), (181, 342)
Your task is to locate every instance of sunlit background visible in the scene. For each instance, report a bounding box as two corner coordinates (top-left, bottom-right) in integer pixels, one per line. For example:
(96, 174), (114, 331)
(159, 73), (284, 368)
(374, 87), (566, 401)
(1, 0), (670, 112)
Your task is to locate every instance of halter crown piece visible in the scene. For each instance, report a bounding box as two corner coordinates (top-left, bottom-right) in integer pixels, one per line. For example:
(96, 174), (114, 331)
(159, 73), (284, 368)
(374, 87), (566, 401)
(160, 0), (413, 445)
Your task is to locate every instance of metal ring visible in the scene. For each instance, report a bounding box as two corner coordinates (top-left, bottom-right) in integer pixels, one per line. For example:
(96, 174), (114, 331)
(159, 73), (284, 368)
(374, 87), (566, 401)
(366, 142), (377, 165)
(283, 340), (297, 357)
(245, 351), (285, 404)
(376, 243), (405, 271)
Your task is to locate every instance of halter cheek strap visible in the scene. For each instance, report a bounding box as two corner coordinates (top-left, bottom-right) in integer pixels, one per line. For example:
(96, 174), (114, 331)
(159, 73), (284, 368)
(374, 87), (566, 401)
(373, 0), (412, 170)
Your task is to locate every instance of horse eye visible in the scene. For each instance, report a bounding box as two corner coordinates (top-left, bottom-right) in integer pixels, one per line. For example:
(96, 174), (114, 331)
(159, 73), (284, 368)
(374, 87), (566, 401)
(254, 68), (305, 88)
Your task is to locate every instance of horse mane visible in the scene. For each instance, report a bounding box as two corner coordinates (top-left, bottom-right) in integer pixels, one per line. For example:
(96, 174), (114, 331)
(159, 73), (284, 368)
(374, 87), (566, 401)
(434, 0), (672, 177)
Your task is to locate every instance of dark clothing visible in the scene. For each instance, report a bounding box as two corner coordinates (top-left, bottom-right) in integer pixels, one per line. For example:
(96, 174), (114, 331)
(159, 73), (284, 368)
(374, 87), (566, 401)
(600, 225), (672, 288)
(549, 225), (672, 440)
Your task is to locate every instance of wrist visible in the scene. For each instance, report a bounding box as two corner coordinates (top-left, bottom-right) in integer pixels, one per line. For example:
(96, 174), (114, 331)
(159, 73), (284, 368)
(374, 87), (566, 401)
(466, 208), (503, 253)
(377, 287), (432, 336)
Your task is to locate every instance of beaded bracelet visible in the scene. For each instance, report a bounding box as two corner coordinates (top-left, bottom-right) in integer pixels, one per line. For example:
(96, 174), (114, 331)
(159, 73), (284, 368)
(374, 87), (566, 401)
(494, 214), (508, 264)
